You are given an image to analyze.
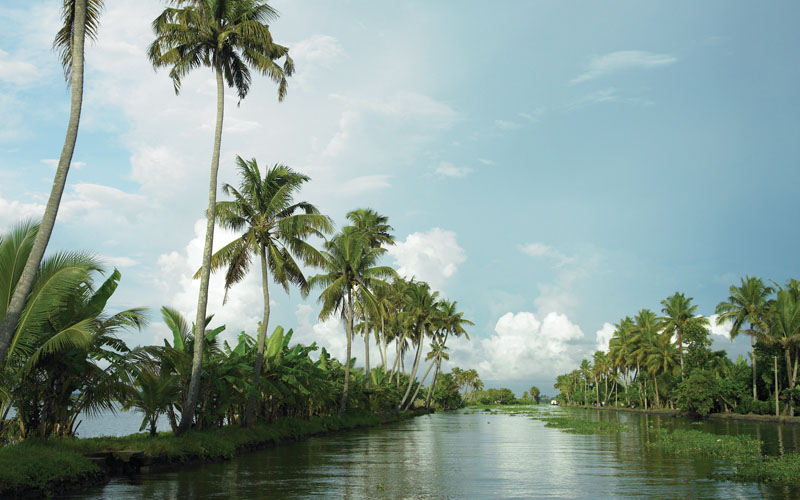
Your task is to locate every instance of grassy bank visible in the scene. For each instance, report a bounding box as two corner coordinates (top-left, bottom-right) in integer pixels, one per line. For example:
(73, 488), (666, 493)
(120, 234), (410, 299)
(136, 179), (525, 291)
(0, 410), (425, 498)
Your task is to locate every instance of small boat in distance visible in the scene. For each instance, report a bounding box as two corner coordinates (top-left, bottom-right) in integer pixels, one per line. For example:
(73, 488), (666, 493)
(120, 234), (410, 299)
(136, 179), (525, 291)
(550, 400), (558, 406)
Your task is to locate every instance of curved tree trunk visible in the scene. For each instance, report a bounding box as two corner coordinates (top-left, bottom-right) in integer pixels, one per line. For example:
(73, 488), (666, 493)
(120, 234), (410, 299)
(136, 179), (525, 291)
(339, 288), (354, 415)
(405, 358), (435, 411)
(380, 316), (387, 372)
(0, 0), (87, 364)
(398, 329), (423, 409)
(364, 325), (370, 389)
(242, 245), (270, 427)
(389, 332), (406, 381)
(425, 359), (441, 409)
(177, 65), (225, 435)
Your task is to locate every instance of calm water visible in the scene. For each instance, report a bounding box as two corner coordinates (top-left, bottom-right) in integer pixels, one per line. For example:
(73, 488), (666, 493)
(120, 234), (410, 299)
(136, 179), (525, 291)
(69, 407), (800, 499)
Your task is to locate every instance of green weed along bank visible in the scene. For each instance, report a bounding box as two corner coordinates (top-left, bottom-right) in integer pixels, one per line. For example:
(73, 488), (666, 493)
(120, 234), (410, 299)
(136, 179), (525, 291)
(0, 410), (416, 498)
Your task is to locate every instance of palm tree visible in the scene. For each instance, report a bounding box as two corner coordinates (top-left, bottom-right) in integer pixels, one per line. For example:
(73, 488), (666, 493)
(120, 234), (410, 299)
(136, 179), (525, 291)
(767, 288), (800, 416)
(660, 292), (707, 377)
(148, 0), (294, 434)
(715, 276), (774, 400)
(201, 157), (331, 427)
(397, 281), (440, 410)
(0, 0), (104, 365)
(309, 230), (395, 414)
(424, 300), (472, 408)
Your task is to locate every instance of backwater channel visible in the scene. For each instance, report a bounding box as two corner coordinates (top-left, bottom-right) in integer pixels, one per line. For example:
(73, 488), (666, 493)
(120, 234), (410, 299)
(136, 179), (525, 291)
(68, 406), (800, 499)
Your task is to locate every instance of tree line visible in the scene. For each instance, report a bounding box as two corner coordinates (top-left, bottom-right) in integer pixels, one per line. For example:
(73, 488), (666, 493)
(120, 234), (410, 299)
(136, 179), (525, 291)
(555, 279), (800, 417)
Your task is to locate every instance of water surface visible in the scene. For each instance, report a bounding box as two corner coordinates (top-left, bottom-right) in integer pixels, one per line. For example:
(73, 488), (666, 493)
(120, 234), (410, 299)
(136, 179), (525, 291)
(70, 407), (800, 499)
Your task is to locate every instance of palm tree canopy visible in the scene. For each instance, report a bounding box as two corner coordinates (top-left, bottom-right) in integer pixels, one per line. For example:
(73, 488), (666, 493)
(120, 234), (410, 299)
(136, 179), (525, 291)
(54, 0), (105, 80)
(148, 0), (294, 101)
(715, 276), (774, 339)
(199, 156), (332, 298)
(345, 208), (395, 250)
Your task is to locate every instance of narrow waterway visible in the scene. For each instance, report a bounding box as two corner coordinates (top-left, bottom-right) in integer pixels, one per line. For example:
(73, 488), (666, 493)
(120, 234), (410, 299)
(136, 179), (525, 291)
(69, 407), (800, 499)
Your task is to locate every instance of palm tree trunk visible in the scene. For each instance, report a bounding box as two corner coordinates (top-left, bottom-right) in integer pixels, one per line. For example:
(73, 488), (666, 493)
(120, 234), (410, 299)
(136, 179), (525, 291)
(751, 335), (758, 400)
(177, 64), (225, 435)
(389, 332), (405, 381)
(404, 357), (435, 411)
(654, 376), (660, 408)
(398, 329), (423, 409)
(242, 245), (270, 427)
(678, 327), (684, 377)
(785, 347), (795, 417)
(380, 317), (388, 372)
(339, 288), (353, 415)
(364, 326), (370, 389)
(0, 0), (87, 364)
(425, 359), (441, 409)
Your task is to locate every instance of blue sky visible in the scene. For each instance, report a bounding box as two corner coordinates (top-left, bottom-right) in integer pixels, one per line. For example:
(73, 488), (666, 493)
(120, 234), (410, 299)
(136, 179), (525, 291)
(1, 0), (799, 396)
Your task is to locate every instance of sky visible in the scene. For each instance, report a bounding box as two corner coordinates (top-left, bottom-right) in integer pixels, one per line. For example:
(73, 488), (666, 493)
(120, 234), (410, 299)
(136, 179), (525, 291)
(1, 0), (799, 397)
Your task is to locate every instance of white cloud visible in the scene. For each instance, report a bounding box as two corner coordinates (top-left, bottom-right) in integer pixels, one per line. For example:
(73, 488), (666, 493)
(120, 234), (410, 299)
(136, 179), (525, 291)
(0, 49), (40, 85)
(708, 314), (733, 341)
(388, 228), (466, 293)
(477, 158), (495, 166)
(567, 87), (653, 110)
(289, 35), (344, 90)
(337, 174), (391, 196)
(434, 161), (472, 178)
(153, 219), (267, 346)
(0, 195), (45, 230)
(495, 119), (521, 130)
(595, 322), (615, 352)
(474, 311), (585, 381)
(519, 242), (574, 267)
(40, 159), (86, 170)
(99, 255), (139, 268)
(571, 50), (678, 84)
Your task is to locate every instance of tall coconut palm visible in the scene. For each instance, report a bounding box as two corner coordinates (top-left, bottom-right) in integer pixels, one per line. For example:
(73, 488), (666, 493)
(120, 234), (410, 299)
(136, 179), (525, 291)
(715, 276), (774, 400)
(0, 0), (105, 364)
(201, 157), (331, 426)
(309, 230), (395, 414)
(424, 299), (472, 408)
(346, 208), (395, 249)
(397, 281), (440, 410)
(660, 292), (707, 376)
(767, 288), (800, 416)
(148, 0), (293, 434)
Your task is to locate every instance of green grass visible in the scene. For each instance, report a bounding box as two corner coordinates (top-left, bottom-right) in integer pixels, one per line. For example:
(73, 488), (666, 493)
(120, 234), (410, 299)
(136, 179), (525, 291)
(647, 429), (762, 460)
(0, 410), (416, 497)
(538, 415), (626, 434)
(722, 453), (800, 483)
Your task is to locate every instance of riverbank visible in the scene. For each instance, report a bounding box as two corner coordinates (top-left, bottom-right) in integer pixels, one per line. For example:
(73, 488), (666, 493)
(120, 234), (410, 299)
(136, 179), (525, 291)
(573, 403), (800, 425)
(0, 409), (429, 498)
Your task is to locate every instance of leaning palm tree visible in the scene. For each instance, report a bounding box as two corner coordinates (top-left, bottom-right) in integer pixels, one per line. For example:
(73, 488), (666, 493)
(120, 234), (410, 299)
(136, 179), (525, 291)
(424, 299), (471, 408)
(309, 230), (395, 414)
(0, 0), (104, 365)
(148, 0), (294, 434)
(660, 292), (707, 376)
(201, 157), (331, 426)
(715, 276), (774, 400)
(397, 281), (440, 410)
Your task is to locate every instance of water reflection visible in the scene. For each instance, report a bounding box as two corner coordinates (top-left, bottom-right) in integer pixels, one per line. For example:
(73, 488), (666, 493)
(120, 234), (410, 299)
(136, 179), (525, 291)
(69, 408), (800, 499)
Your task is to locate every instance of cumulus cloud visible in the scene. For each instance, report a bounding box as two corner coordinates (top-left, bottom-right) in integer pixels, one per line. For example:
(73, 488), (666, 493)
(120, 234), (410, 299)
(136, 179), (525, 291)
(595, 322), (615, 352)
(0, 49), (40, 85)
(153, 219), (268, 346)
(708, 314), (733, 341)
(0, 195), (44, 230)
(474, 311), (585, 381)
(571, 50), (678, 84)
(388, 228), (466, 292)
(519, 242), (574, 267)
(434, 161), (472, 178)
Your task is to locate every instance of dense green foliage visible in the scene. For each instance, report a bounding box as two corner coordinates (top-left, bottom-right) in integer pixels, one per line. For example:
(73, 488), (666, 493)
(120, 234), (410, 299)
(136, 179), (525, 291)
(555, 279), (800, 417)
(647, 428), (762, 459)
